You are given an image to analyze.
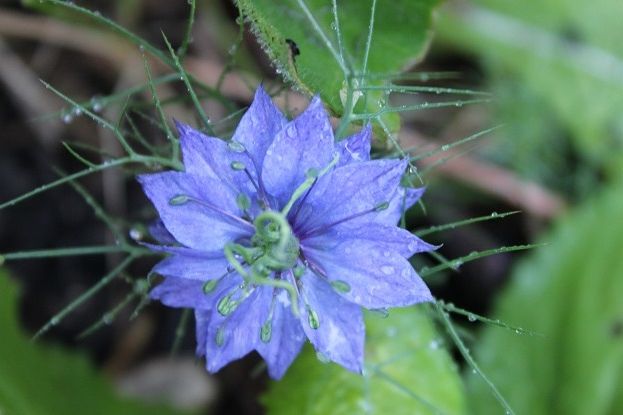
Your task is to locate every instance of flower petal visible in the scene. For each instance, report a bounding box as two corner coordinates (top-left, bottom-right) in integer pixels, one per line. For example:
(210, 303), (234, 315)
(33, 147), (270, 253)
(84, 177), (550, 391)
(302, 236), (433, 309)
(231, 85), (287, 168)
(255, 278), (306, 379)
(150, 247), (230, 281)
(148, 220), (177, 244)
(261, 97), (335, 206)
(299, 271), (364, 373)
(195, 310), (210, 356)
(375, 186), (425, 225)
(305, 223), (436, 258)
(336, 124), (371, 166)
(177, 121), (258, 194)
(203, 286), (271, 373)
(150, 273), (241, 310)
(138, 171), (253, 251)
(292, 159), (407, 236)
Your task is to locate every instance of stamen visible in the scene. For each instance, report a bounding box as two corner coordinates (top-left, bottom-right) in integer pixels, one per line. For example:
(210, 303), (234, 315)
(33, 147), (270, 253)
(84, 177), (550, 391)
(302, 200), (389, 238)
(168, 194), (254, 231)
(281, 152), (340, 216)
(330, 280), (351, 293)
(307, 306), (320, 329)
(202, 279), (220, 294)
(289, 177), (318, 225)
(227, 140), (246, 153)
(230, 161), (246, 171)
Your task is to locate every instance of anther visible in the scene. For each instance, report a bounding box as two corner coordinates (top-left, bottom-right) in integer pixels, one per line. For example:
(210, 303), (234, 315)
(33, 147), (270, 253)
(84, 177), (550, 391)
(230, 161), (246, 171)
(227, 140), (246, 153)
(202, 279), (219, 294)
(260, 319), (272, 343)
(307, 306), (320, 329)
(330, 280), (351, 293)
(215, 326), (225, 347)
(169, 194), (189, 205)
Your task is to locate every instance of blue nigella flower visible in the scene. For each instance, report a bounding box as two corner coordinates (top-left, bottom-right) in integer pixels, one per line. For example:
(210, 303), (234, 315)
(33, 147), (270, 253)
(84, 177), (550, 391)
(138, 86), (435, 379)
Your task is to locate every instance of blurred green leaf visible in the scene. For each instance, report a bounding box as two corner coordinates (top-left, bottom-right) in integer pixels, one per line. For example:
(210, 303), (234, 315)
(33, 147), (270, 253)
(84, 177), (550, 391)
(236, 0), (439, 133)
(467, 184), (623, 414)
(437, 0), (623, 181)
(0, 270), (185, 415)
(263, 307), (466, 415)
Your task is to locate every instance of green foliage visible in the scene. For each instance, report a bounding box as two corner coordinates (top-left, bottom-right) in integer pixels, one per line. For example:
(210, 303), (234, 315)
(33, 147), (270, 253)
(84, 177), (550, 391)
(0, 270), (185, 415)
(437, 0), (623, 186)
(263, 307), (466, 415)
(236, 0), (439, 134)
(466, 184), (623, 414)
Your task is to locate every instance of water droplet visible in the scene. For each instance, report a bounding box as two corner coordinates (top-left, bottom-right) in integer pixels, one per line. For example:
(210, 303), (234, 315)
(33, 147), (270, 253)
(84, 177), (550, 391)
(50, 316), (60, 326)
(61, 111), (73, 124)
(490, 212), (498, 217)
(375, 201), (389, 211)
(71, 106), (82, 117)
(370, 308), (389, 318)
(441, 144), (449, 151)
(236, 193), (250, 211)
(467, 313), (477, 322)
(203, 279), (219, 294)
(316, 351), (330, 363)
(129, 228), (142, 241)
(215, 327), (225, 347)
(102, 313), (113, 325)
(429, 339), (441, 349)
(330, 280), (351, 293)
(260, 320), (272, 343)
(169, 195), (189, 205)
(380, 265), (394, 275)
(307, 308), (320, 329)
(90, 96), (104, 112)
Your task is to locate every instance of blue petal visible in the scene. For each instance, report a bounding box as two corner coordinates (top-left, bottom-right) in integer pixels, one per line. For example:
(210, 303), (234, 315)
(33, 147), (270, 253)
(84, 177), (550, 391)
(176, 121), (258, 194)
(150, 273), (241, 310)
(231, 85), (287, 169)
(336, 124), (371, 166)
(299, 271), (364, 373)
(375, 186), (425, 225)
(302, 236), (433, 309)
(148, 245), (230, 281)
(203, 286), (271, 373)
(148, 220), (177, 244)
(255, 276), (306, 379)
(305, 223), (436, 257)
(138, 171), (253, 251)
(195, 310), (210, 356)
(261, 97), (335, 206)
(292, 159), (407, 236)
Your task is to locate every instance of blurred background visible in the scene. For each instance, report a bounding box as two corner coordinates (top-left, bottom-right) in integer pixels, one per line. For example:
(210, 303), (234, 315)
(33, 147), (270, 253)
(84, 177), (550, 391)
(0, 0), (621, 414)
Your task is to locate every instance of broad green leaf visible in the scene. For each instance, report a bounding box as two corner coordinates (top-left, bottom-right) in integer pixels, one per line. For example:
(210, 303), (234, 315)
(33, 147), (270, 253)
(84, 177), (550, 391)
(0, 270), (185, 415)
(467, 184), (623, 414)
(236, 0), (440, 133)
(437, 0), (623, 179)
(263, 307), (466, 415)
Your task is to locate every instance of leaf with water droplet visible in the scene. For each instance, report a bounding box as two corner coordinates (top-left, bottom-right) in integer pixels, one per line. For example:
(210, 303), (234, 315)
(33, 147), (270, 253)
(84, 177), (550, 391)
(236, 0), (440, 136)
(467, 185), (623, 414)
(263, 307), (466, 414)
